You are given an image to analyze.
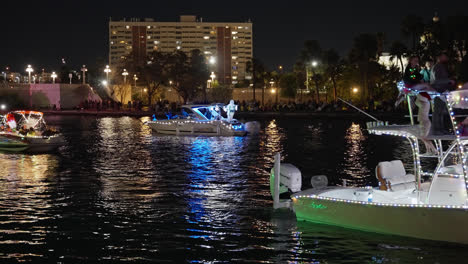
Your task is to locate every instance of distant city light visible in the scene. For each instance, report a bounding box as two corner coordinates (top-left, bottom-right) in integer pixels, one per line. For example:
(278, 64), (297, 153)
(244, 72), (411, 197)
(311, 61), (318, 67)
(102, 80), (108, 86)
(25, 64), (34, 84)
(0, 104), (6, 110)
(51, 72), (57, 84)
(352, 87), (359, 93)
(209, 56), (216, 65)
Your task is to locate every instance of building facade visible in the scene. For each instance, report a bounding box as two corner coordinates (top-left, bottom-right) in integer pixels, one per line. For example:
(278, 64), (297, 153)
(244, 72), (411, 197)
(109, 15), (253, 85)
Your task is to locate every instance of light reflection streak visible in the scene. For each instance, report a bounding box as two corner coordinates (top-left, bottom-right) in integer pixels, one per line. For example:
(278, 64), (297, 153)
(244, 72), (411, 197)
(0, 153), (56, 261)
(184, 136), (246, 242)
(341, 123), (369, 185)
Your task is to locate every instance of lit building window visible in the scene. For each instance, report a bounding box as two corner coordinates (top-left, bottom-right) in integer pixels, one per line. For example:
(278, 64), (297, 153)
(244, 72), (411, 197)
(232, 31), (238, 34)
(147, 26), (151, 29)
(126, 25), (130, 29)
(147, 35), (151, 39)
(154, 40), (159, 44)
(176, 46), (181, 50)
(203, 36), (210, 40)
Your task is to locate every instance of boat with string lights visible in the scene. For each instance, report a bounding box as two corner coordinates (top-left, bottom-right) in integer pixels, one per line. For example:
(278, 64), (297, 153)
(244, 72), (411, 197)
(147, 103), (258, 136)
(0, 111), (65, 152)
(270, 89), (468, 244)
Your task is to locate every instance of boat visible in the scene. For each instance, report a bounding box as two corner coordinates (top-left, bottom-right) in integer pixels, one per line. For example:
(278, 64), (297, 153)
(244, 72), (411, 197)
(270, 89), (468, 244)
(147, 103), (253, 136)
(0, 111), (65, 152)
(0, 137), (28, 152)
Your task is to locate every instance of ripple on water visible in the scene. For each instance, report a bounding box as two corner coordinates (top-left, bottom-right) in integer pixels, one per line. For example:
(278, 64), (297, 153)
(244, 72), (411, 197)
(0, 116), (466, 263)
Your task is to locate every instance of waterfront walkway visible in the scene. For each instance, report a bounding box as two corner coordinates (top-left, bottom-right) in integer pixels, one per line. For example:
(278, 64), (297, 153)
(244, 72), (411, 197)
(33, 110), (405, 119)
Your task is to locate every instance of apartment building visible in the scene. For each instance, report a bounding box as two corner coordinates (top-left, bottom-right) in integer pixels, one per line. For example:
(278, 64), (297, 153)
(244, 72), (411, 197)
(109, 15), (253, 85)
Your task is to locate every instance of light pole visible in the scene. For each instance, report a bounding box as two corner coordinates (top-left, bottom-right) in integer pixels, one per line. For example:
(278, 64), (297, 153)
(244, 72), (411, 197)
(133, 74), (140, 99)
(310, 60), (319, 103)
(26, 65), (33, 84)
(210, 72), (216, 83)
(51, 72), (57, 84)
(81, 65), (88, 84)
(104, 65), (111, 84)
(122, 69), (129, 84)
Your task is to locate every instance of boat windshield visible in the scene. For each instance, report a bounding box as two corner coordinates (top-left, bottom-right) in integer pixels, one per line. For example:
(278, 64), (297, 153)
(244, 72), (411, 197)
(191, 105), (227, 121)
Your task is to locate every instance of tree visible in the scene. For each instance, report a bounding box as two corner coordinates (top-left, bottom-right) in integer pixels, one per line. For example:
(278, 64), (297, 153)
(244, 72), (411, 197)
(246, 58), (266, 103)
(279, 73), (297, 98)
(389, 41), (408, 76)
(122, 51), (170, 106)
(323, 49), (343, 102)
(349, 33), (379, 110)
(446, 15), (468, 60)
(299, 40), (323, 102)
(167, 50), (209, 104)
(401, 15), (424, 51)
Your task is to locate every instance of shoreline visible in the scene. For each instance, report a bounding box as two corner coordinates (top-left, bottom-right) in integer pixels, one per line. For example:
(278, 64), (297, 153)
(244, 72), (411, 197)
(30, 110), (406, 120)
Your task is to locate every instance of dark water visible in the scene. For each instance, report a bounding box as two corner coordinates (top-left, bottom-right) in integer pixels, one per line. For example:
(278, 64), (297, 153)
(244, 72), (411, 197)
(0, 116), (466, 263)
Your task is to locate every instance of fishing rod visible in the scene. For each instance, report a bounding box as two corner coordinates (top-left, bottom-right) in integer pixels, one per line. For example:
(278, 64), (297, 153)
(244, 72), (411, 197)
(337, 97), (380, 122)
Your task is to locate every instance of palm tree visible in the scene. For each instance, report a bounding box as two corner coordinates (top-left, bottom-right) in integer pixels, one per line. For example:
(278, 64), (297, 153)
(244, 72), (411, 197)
(401, 15), (424, 51)
(299, 40), (322, 103)
(389, 41), (408, 76)
(323, 49), (342, 102)
(349, 34), (378, 110)
(246, 58), (266, 103)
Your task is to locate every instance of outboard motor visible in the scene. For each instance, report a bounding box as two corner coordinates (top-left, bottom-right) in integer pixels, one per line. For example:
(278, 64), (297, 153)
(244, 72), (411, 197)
(270, 154), (301, 209)
(270, 163), (302, 198)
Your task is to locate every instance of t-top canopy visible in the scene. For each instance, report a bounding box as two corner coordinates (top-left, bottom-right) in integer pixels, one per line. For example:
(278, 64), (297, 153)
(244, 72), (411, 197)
(447, 90), (468, 109)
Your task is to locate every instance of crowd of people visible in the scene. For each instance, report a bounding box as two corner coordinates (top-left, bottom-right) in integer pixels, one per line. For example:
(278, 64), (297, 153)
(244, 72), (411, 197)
(401, 51), (468, 153)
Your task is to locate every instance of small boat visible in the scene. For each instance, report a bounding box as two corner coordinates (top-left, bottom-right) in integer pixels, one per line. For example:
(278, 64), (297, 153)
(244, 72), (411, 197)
(270, 89), (468, 244)
(0, 137), (28, 152)
(0, 111), (65, 152)
(147, 103), (253, 136)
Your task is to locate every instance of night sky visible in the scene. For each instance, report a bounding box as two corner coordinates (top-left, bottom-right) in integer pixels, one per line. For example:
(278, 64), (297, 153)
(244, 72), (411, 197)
(1, 0), (467, 72)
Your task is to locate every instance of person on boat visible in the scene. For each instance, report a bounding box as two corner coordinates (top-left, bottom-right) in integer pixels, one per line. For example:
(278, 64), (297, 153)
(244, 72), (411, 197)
(403, 56), (436, 153)
(403, 57), (432, 134)
(420, 59), (434, 84)
(214, 105), (222, 120)
(431, 52), (456, 135)
(224, 100), (238, 122)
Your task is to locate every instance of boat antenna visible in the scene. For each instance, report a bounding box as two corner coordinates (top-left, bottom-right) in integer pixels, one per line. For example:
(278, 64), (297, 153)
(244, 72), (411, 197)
(337, 97), (380, 122)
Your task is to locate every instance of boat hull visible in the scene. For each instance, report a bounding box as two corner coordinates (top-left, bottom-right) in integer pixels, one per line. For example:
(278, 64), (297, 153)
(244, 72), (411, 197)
(147, 120), (246, 136)
(0, 133), (65, 152)
(293, 196), (468, 244)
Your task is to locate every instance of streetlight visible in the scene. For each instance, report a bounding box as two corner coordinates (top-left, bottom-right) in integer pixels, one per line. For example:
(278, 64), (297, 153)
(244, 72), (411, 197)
(102, 80), (108, 86)
(209, 56), (216, 65)
(311, 61), (318, 67)
(26, 65), (33, 84)
(122, 69), (129, 84)
(104, 65), (111, 83)
(133, 74), (138, 88)
(352, 87), (359, 94)
(210, 72), (216, 82)
(81, 65), (88, 84)
(51, 72), (57, 84)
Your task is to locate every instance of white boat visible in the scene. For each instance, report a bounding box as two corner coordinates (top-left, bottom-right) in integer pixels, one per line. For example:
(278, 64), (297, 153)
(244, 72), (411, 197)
(147, 104), (251, 136)
(0, 111), (65, 152)
(270, 90), (468, 244)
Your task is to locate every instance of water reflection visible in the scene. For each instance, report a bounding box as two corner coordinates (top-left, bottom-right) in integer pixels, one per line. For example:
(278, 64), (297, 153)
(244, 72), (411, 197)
(341, 123), (370, 185)
(0, 154), (57, 261)
(1, 116), (466, 263)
